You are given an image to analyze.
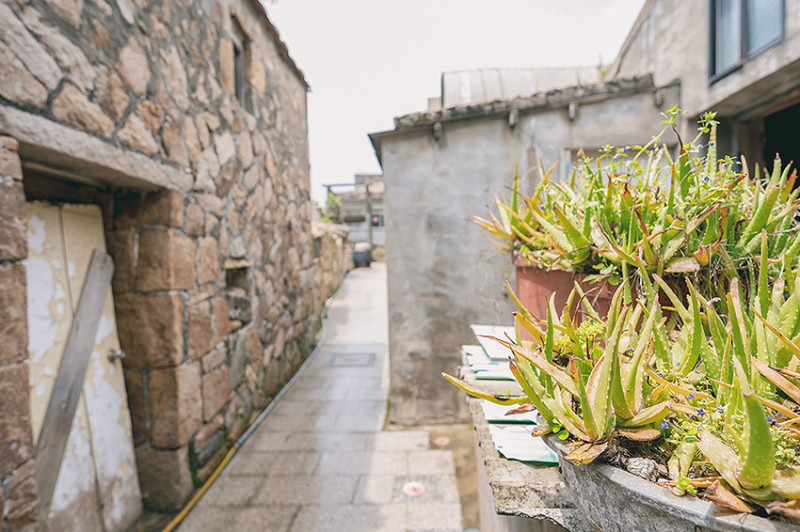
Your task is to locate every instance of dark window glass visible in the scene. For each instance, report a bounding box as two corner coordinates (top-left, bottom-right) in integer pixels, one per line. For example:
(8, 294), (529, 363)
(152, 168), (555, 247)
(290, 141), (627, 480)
(747, 0), (782, 53)
(711, 0), (783, 78)
(234, 43), (245, 107)
(715, 0), (741, 73)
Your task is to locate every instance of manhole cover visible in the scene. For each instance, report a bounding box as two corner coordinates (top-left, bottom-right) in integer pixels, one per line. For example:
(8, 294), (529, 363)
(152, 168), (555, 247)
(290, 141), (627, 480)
(328, 353), (375, 367)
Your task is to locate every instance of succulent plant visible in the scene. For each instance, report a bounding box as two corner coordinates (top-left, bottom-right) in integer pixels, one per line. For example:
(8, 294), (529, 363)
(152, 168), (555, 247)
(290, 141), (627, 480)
(473, 108), (800, 304)
(446, 246), (800, 516)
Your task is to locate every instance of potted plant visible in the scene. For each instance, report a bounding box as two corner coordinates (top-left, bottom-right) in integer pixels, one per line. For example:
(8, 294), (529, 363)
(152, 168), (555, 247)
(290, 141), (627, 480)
(446, 238), (800, 527)
(474, 109), (800, 323)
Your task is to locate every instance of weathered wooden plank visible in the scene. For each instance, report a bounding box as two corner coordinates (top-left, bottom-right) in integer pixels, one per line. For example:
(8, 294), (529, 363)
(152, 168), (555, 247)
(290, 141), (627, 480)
(36, 249), (114, 527)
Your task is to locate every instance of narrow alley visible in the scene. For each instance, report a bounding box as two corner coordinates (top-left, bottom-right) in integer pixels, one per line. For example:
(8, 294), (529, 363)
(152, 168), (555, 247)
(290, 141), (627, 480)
(177, 263), (464, 532)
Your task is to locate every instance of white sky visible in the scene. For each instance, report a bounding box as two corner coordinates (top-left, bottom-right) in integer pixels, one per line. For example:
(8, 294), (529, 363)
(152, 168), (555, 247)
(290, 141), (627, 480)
(266, 0), (646, 205)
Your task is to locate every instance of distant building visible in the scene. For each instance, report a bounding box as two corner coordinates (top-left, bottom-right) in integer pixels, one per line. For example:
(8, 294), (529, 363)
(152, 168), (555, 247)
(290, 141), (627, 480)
(370, 0), (800, 426)
(329, 174), (385, 246)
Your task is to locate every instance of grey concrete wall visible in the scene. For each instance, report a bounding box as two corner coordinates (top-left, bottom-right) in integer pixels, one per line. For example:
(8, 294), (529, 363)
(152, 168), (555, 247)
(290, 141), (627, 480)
(378, 87), (677, 426)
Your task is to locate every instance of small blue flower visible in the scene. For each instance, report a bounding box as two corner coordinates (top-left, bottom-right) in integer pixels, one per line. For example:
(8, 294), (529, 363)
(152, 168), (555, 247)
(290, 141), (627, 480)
(675, 362), (681, 367)
(656, 372), (663, 378)
(539, 205), (545, 210)
(717, 406), (724, 414)
(767, 415), (774, 424)
(703, 176), (709, 181)
(660, 421), (669, 429)
(698, 143), (704, 149)
(709, 141), (715, 146)
(687, 392), (695, 400)
(696, 408), (705, 418)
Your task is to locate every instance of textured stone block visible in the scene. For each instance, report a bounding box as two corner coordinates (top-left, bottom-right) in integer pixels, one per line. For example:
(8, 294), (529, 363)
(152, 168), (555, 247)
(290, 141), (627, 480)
(0, 264), (27, 366)
(197, 236), (219, 284)
(118, 113), (159, 155)
(0, 135), (23, 178)
(184, 203), (204, 236)
(5, 460), (39, 531)
(52, 82), (115, 137)
(202, 365), (229, 421)
(135, 446), (194, 511)
(135, 229), (195, 292)
(0, 176), (27, 261)
(201, 346), (226, 373)
(123, 370), (147, 446)
(162, 120), (190, 168)
(188, 300), (214, 360)
(148, 363), (202, 448)
(245, 325), (261, 367)
(213, 296), (230, 342)
(105, 230), (134, 293)
(0, 40), (48, 107)
(159, 46), (189, 110)
(95, 69), (129, 121)
(0, 364), (33, 478)
(218, 38), (234, 93)
(116, 189), (185, 229)
(116, 35), (150, 95)
(116, 293), (184, 368)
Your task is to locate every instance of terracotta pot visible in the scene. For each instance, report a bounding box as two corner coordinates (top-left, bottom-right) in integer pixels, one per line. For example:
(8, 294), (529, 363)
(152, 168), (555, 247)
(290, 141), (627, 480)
(514, 256), (615, 324)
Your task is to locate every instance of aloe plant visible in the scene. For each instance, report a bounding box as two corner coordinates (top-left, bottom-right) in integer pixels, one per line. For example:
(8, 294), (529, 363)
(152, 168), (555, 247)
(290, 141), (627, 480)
(445, 281), (676, 464)
(473, 108), (800, 303)
(447, 244), (800, 516)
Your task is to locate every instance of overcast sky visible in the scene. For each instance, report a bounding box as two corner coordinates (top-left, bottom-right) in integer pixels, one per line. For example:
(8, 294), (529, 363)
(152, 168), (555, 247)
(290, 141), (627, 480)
(266, 0), (646, 205)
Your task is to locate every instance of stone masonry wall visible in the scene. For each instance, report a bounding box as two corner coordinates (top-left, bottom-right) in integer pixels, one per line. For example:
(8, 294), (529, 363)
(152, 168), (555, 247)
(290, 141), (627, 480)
(1, 0), (315, 514)
(0, 138), (38, 531)
(312, 221), (349, 310)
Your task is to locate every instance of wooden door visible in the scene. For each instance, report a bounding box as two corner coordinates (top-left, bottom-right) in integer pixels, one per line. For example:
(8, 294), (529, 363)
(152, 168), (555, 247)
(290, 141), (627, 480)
(25, 202), (141, 531)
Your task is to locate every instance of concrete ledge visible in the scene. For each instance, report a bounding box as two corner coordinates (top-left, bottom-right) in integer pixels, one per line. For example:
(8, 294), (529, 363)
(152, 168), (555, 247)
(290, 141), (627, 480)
(461, 362), (588, 532)
(0, 105), (192, 191)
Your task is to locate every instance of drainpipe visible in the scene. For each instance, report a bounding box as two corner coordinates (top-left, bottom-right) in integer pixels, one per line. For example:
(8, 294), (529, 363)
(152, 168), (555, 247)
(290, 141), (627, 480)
(366, 184), (373, 248)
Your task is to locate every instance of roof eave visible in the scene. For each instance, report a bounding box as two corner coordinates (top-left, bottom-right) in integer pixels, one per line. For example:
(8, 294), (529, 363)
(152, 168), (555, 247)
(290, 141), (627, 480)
(249, 0), (310, 90)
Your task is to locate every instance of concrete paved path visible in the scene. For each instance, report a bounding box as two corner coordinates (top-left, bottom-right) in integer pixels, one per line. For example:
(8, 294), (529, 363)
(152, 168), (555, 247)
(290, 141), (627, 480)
(179, 263), (464, 531)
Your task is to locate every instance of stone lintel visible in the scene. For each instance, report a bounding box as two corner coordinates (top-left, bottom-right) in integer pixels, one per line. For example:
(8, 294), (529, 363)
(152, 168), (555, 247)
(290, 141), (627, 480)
(0, 105), (192, 191)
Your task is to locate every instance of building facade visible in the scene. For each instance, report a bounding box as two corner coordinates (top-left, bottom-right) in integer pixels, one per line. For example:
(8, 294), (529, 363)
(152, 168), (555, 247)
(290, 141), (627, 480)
(0, 0), (316, 528)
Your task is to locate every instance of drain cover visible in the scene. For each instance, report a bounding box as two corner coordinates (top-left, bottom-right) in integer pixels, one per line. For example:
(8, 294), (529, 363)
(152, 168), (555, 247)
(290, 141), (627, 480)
(328, 353), (375, 367)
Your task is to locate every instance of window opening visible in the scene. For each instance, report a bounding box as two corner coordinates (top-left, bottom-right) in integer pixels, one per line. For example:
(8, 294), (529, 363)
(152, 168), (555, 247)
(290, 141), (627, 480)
(230, 17), (251, 111)
(710, 0), (784, 79)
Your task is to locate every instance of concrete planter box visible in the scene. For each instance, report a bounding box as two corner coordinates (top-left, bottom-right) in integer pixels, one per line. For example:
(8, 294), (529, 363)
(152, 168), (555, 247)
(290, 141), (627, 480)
(542, 434), (797, 532)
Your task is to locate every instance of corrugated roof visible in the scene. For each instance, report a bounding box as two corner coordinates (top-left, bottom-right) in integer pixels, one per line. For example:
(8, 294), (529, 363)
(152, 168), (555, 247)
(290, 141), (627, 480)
(442, 67), (601, 107)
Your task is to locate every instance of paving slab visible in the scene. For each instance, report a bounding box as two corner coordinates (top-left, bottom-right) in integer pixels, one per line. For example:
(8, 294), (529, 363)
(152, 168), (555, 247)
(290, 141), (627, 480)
(178, 264), (463, 532)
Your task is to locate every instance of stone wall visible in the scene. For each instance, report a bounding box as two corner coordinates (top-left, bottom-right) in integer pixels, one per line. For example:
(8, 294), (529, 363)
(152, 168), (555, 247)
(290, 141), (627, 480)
(0, 138), (38, 532)
(1, 0), (315, 516)
(313, 221), (349, 310)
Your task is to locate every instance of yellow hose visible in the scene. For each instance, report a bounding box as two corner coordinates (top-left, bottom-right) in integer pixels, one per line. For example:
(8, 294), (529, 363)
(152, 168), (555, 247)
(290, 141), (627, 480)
(161, 445), (237, 532)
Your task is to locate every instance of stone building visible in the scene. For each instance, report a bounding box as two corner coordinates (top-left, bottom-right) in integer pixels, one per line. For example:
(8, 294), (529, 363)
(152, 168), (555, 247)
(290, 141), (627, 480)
(370, 0), (800, 426)
(0, 0), (315, 528)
